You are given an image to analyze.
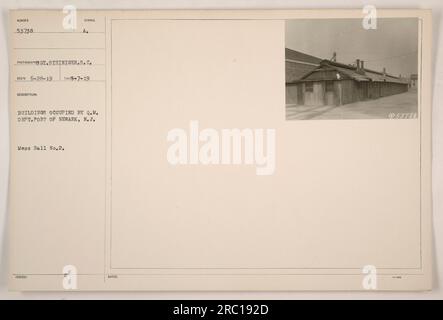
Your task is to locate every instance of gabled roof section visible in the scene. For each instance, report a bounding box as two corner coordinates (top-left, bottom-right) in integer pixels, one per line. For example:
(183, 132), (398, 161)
(285, 48), (322, 65)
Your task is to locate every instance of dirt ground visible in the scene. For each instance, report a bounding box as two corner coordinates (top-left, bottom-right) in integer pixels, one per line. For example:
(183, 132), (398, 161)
(286, 89), (418, 120)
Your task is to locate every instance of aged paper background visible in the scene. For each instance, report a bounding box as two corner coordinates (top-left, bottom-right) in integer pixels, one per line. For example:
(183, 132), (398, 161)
(0, 2), (439, 298)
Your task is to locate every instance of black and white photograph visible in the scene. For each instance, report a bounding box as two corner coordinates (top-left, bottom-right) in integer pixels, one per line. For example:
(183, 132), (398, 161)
(285, 19), (419, 120)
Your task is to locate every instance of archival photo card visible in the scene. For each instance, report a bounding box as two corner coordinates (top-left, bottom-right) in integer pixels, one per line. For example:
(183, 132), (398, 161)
(285, 18), (419, 120)
(8, 9), (432, 291)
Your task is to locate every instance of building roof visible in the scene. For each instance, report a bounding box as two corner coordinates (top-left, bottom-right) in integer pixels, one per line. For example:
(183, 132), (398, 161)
(299, 60), (409, 84)
(285, 48), (322, 65)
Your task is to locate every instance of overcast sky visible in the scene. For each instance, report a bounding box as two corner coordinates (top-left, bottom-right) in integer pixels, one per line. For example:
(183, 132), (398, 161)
(285, 18), (418, 77)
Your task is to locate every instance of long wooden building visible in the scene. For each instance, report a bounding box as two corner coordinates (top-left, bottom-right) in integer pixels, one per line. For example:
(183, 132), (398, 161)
(286, 48), (410, 107)
(285, 48), (322, 83)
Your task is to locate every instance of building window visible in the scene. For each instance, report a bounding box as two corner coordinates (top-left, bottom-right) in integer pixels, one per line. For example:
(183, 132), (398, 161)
(305, 82), (313, 92)
(325, 81), (334, 92)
